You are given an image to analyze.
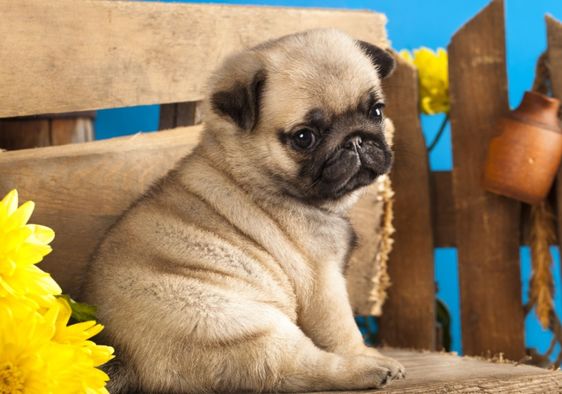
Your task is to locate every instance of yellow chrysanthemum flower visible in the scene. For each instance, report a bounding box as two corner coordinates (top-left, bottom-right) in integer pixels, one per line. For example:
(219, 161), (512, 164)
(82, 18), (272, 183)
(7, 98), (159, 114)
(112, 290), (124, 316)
(0, 190), (115, 393)
(45, 299), (114, 394)
(0, 301), (57, 394)
(0, 299), (114, 394)
(399, 47), (449, 115)
(0, 190), (61, 307)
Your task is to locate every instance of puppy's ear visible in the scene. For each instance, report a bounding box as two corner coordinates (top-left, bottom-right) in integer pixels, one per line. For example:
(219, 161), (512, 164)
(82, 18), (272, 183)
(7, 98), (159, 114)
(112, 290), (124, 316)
(210, 67), (266, 131)
(357, 41), (395, 79)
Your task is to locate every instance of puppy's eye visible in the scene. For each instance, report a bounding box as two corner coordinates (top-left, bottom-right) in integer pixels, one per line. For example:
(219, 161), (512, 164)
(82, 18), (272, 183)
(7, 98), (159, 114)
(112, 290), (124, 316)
(292, 128), (316, 150)
(369, 103), (385, 121)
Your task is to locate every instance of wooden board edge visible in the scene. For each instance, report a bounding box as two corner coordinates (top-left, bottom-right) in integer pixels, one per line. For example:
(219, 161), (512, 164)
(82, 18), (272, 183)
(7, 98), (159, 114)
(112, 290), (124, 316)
(0, 125), (204, 162)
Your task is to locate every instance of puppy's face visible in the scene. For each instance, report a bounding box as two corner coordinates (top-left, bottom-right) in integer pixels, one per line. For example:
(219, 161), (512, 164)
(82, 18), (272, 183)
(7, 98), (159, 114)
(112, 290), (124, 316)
(207, 29), (395, 206)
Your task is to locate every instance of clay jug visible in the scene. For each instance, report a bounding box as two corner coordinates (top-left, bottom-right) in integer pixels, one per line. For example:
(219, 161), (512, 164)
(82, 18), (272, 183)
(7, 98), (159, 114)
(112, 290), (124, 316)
(483, 91), (562, 204)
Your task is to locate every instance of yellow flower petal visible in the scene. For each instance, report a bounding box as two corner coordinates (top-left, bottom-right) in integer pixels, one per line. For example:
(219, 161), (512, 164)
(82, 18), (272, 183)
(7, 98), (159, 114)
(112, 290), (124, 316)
(2, 226), (33, 254)
(402, 47), (450, 115)
(28, 224), (55, 244)
(398, 49), (413, 64)
(0, 189), (18, 216)
(5, 201), (35, 233)
(12, 242), (53, 265)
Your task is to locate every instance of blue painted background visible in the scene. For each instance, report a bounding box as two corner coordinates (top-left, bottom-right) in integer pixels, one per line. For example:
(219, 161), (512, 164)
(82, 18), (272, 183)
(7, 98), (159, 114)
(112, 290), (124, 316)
(96, 0), (562, 356)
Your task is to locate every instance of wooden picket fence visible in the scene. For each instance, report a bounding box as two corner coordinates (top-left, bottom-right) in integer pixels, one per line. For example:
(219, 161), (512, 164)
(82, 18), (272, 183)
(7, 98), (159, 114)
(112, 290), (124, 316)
(379, 0), (562, 362)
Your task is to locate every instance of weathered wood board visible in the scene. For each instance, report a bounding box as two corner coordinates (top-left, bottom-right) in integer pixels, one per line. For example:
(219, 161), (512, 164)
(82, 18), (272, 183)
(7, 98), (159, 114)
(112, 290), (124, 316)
(0, 115), (94, 150)
(430, 171), (546, 247)
(0, 0), (388, 117)
(449, 0), (525, 359)
(0, 127), (202, 296)
(379, 57), (435, 349)
(364, 349), (561, 393)
(159, 102), (203, 130)
(0, 119), (51, 150)
(431, 171), (456, 248)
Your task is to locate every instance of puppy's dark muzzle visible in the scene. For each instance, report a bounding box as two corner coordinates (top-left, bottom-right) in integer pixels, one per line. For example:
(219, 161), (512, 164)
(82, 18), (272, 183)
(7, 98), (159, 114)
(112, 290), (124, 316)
(318, 132), (392, 198)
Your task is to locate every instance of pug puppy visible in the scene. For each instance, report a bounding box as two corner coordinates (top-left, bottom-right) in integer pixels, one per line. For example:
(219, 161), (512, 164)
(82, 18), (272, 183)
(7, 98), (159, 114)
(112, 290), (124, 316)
(82, 28), (405, 393)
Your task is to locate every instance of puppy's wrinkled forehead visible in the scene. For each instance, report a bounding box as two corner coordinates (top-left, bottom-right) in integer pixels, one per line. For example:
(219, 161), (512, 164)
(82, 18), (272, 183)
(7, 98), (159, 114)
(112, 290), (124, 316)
(257, 29), (383, 126)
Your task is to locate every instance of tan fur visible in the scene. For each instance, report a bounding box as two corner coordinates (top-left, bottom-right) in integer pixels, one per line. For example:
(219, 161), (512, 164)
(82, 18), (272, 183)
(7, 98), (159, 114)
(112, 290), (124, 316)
(83, 29), (405, 393)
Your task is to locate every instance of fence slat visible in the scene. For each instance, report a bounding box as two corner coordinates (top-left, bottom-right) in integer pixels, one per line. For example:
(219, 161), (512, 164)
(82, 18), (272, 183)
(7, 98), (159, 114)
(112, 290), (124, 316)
(0, 0), (388, 117)
(448, 0), (525, 359)
(0, 120), (51, 150)
(430, 171), (544, 247)
(431, 171), (456, 247)
(379, 57), (435, 349)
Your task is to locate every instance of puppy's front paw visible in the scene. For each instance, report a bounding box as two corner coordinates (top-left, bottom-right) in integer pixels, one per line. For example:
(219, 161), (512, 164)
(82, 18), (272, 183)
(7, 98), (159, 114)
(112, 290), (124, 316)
(375, 355), (406, 380)
(361, 348), (406, 380)
(348, 355), (393, 389)
(370, 366), (394, 388)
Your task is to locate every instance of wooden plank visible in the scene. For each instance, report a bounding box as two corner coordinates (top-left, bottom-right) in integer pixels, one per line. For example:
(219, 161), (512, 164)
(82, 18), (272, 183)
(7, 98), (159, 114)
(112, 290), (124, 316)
(431, 171), (456, 247)
(547, 16), (562, 256)
(158, 102), (203, 130)
(0, 127), (204, 296)
(314, 349), (562, 393)
(0, 0), (388, 117)
(431, 171), (558, 247)
(379, 57), (435, 349)
(449, 0), (525, 360)
(0, 119), (51, 150)
(377, 349), (561, 393)
(158, 104), (177, 131)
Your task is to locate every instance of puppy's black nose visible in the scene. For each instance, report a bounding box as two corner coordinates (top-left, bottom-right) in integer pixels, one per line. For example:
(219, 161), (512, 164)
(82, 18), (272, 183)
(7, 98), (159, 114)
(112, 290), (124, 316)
(344, 135), (363, 151)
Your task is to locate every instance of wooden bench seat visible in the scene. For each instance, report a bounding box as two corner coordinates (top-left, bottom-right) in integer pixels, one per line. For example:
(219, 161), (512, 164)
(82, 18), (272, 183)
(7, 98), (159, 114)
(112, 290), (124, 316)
(372, 349), (562, 393)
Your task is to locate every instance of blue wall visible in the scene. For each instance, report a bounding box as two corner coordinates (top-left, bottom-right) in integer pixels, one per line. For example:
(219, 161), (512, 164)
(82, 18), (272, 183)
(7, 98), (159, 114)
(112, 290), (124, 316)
(96, 0), (562, 356)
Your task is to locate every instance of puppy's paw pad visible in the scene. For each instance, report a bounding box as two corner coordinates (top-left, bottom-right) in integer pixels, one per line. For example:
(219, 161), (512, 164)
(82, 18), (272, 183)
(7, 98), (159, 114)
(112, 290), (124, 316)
(372, 356), (405, 381)
(370, 367), (391, 388)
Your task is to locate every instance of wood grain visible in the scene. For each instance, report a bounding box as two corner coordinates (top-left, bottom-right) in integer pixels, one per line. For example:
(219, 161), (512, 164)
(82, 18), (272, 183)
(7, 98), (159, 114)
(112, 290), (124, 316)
(430, 171), (548, 247)
(431, 171), (456, 247)
(0, 119), (51, 150)
(547, 16), (562, 258)
(0, 0), (388, 117)
(377, 349), (561, 393)
(378, 56), (435, 349)
(159, 102), (203, 130)
(449, 0), (525, 360)
(313, 349), (562, 393)
(0, 115), (94, 150)
(0, 127), (204, 296)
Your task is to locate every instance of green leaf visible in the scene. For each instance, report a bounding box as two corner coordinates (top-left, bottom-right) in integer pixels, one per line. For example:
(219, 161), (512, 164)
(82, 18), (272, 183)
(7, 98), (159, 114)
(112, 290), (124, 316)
(57, 294), (98, 322)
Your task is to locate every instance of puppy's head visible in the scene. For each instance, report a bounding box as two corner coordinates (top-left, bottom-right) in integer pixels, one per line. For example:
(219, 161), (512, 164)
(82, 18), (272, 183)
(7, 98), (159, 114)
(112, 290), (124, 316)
(205, 29), (395, 207)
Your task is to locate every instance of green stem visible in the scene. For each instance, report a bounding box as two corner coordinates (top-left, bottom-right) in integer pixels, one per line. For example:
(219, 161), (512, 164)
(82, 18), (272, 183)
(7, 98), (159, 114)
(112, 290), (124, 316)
(427, 113), (450, 152)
